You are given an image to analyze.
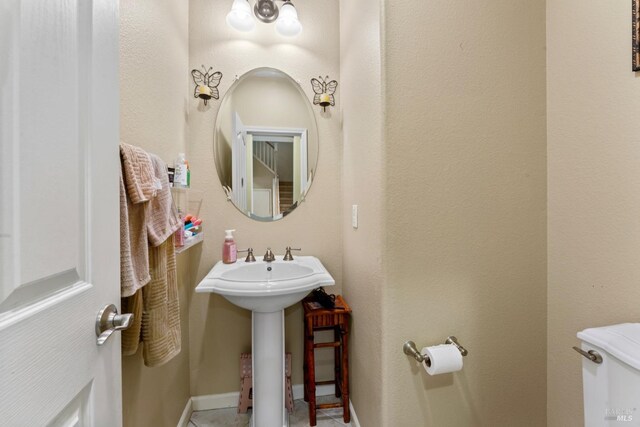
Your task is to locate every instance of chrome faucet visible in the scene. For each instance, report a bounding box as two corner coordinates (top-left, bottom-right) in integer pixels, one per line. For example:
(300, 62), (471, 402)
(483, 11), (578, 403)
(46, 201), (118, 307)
(283, 246), (301, 261)
(263, 247), (275, 262)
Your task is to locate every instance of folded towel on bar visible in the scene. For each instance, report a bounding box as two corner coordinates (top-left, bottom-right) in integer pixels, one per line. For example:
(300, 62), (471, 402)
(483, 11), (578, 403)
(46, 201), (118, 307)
(119, 142), (155, 298)
(121, 149), (182, 366)
(147, 153), (182, 246)
(119, 142), (156, 204)
(122, 236), (181, 365)
(141, 236), (181, 366)
(121, 286), (142, 356)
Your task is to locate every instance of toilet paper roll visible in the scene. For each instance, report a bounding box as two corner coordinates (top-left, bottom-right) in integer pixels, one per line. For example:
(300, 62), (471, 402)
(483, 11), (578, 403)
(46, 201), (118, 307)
(420, 344), (463, 375)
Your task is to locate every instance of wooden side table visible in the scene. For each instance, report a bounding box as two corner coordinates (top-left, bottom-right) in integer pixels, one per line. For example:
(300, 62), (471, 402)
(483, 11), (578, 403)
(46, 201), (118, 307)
(302, 295), (351, 426)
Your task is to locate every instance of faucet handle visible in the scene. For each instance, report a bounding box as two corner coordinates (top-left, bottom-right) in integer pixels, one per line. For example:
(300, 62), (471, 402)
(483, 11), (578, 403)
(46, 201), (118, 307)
(238, 248), (256, 262)
(263, 247), (276, 262)
(283, 246), (301, 261)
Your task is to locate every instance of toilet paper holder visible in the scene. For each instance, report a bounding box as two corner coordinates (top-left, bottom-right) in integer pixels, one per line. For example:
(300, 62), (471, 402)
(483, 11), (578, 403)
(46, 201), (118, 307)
(403, 336), (468, 364)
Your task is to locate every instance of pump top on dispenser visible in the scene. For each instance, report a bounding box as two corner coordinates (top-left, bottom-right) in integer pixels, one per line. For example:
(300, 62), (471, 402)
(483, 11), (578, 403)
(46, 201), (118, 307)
(222, 229), (237, 264)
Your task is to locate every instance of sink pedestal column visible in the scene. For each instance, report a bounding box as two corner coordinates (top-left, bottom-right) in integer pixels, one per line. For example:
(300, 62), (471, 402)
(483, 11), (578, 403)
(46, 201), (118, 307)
(252, 310), (287, 427)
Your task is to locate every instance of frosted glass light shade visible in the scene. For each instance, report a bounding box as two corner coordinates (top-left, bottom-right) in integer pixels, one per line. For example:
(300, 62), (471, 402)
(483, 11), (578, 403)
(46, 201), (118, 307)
(275, 2), (302, 37)
(226, 0), (255, 32)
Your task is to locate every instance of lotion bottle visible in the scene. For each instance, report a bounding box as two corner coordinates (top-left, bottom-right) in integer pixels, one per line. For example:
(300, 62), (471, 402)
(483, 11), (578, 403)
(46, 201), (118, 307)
(174, 153), (188, 188)
(222, 229), (237, 264)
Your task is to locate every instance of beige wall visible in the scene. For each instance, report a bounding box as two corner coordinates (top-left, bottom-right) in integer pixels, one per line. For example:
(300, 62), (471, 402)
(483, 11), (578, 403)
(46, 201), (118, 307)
(381, 0), (547, 425)
(119, 0), (192, 426)
(339, 0), (385, 425)
(188, 0), (341, 396)
(547, 1), (640, 425)
(120, 0), (189, 162)
(118, 2), (640, 425)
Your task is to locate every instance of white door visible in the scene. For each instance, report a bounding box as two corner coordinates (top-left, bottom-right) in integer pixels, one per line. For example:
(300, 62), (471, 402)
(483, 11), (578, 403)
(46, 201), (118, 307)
(252, 188), (272, 218)
(0, 0), (122, 426)
(232, 112), (248, 212)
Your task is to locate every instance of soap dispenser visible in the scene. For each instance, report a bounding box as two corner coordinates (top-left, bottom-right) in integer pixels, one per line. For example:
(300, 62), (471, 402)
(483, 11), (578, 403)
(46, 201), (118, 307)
(222, 229), (237, 264)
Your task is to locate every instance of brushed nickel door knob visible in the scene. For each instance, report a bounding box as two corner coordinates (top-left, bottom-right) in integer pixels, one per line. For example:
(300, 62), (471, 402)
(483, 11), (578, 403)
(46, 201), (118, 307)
(95, 304), (133, 346)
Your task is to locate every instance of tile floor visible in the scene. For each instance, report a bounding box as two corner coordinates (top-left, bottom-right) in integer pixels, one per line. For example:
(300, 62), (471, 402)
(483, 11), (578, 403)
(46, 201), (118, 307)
(188, 396), (351, 427)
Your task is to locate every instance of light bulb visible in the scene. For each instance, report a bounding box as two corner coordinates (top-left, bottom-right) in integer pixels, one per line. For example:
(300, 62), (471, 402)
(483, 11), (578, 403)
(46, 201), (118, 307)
(275, 2), (302, 37)
(226, 0), (256, 32)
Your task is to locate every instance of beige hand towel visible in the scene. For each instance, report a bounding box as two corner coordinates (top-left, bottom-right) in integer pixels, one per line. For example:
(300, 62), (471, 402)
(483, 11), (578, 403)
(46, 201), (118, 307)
(122, 236), (181, 365)
(141, 236), (181, 367)
(120, 167), (150, 298)
(147, 154), (181, 246)
(121, 288), (143, 356)
(140, 154), (182, 366)
(120, 142), (156, 204)
(122, 236), (181, 367)
(119, 142), (156, 298)
(121, 151), (182, 366)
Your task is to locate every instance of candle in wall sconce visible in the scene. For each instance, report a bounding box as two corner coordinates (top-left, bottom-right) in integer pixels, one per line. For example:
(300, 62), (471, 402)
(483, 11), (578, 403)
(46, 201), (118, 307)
(319, 93), (331, 106)
(191, 66), (223, 106)
(311, 75), (338, 112)
(197, 85), (212, 98)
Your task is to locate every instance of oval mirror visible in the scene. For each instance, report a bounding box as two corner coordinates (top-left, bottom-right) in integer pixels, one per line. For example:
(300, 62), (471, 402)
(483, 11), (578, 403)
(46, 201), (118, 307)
(214, 68), (318, 221)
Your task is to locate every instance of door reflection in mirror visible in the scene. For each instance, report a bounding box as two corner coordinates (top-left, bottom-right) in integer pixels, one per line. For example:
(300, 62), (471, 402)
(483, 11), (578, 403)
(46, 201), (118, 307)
(232, 119), (308, 220)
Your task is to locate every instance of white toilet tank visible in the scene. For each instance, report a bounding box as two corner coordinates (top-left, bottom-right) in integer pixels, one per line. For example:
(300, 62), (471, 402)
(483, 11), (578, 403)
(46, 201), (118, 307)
(577, 323), (640, 426)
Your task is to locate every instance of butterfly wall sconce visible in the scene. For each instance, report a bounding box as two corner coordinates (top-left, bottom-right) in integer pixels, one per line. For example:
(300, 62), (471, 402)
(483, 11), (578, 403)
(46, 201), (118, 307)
(191, 66), (223, 105)
(311, 76), (338, 112)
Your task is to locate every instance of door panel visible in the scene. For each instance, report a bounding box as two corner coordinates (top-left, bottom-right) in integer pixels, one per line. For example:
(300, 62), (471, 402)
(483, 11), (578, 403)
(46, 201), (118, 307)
(19, 0), (88, 286)
(0, 0), (20, 304)
(0, 0), (121, 425)
(48, 383), (92, 427)
(232, 113), (248, 212)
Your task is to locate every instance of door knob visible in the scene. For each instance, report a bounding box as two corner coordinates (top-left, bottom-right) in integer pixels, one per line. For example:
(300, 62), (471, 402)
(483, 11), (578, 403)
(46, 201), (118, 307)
(95, 304), (133, 346)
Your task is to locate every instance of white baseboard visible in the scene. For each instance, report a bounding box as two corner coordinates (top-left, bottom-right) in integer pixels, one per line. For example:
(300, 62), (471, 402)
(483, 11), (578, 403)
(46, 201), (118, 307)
(191, 391), (240, 411)
(176, 397), (193, 427)
(349, 401), (361, 427)
(180, 384), (360, 426)
(190, 383), (334, 412)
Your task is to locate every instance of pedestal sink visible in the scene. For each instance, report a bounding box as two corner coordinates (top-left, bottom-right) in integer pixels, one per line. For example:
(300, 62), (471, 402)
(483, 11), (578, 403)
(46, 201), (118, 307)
(196, 256), (335, 427)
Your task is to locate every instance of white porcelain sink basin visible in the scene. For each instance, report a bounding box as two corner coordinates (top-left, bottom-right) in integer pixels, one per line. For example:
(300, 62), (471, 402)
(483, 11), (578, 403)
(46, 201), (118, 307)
(196, 255), (335, 426)
(219, 262), (313, 283)
(196, 256), (335, 312)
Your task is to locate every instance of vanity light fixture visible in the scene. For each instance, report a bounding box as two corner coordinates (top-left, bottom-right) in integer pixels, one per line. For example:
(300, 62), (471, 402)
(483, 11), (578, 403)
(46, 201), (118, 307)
(226, 0), (302, 37)
(275, 1), (302, 37)
(226, 0), (256, 32)
(254, 0), (279, 22)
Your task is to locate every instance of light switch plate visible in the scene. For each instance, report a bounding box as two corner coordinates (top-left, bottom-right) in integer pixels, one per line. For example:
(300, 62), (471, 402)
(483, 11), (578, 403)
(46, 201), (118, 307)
(352, 205), (358, 229)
